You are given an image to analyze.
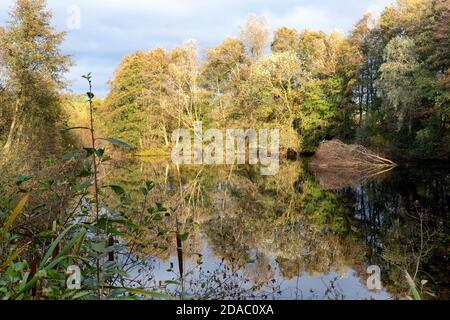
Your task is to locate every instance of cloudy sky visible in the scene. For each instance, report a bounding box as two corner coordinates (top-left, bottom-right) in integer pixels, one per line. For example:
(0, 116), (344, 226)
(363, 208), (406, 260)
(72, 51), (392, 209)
(0, 0), (394, 97)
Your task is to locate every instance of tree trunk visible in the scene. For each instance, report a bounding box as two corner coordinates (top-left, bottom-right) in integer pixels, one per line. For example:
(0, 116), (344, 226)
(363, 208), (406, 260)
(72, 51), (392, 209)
(3, 100), (20, 153)
(358, 86), (363, 126)
(162, 121), (169, 146)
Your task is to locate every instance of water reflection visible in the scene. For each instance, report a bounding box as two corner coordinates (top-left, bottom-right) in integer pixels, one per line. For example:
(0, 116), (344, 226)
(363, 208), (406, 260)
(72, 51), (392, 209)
(104, 157), (449, 300)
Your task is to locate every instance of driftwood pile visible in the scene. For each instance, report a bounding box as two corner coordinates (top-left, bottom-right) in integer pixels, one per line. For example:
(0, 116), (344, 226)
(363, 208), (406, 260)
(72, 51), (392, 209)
(309, 140), (396, 190)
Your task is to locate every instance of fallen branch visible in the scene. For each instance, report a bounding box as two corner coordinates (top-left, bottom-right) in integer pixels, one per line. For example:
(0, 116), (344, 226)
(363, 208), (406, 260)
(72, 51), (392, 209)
(309, 140), (396, 190)
(310, 140), (396, 168)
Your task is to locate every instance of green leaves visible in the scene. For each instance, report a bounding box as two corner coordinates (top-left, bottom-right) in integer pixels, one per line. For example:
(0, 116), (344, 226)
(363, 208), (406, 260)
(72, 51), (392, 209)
(140, 180), (155, 196)
(78, 179), (93, 191)
(90, 241), (107, 253)
(405, 270), (422, 300)
(147, 202), (167, 215)
(243, 251), (255, 264)
(101, 155), (112, 162)
(62, 126), (91, 132)
(38, 224), (77, 270)
(96, 137), (132, 149)
(178, 232), (189, 242)
(82, 72), (92, 81)
(63, 148), (106, 161)
(121, 287), (174, 300)
(8, 225), (86, 300)
(77, 166), (93, 178)
(95, 148), (105, 158)
(105, 185), (125, 197)
(15, 175), (32, 187)
(83, 147), (95, 157)
(62, 152), (82, 160)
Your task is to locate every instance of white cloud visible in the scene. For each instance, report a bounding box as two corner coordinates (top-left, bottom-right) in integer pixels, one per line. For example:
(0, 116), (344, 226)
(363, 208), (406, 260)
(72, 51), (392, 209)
(365, 0), (395, 18)
(264, 6), (332, 33)
(0, 0), (398, 96)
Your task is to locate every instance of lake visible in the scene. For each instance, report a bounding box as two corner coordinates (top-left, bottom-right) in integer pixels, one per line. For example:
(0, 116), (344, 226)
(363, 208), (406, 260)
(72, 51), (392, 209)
(102, 157), (449, 300)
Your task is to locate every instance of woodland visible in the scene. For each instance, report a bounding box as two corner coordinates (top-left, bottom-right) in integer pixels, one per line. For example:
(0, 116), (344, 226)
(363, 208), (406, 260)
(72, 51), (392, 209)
(0, 0), (448, 300)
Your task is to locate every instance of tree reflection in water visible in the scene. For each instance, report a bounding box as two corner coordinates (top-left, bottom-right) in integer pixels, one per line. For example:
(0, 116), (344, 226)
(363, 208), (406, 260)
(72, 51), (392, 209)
(103, 158), (449, 300)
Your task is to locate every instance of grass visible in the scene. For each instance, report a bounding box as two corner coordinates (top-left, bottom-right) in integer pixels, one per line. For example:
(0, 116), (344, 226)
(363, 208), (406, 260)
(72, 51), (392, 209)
(134, 148), (170, 157)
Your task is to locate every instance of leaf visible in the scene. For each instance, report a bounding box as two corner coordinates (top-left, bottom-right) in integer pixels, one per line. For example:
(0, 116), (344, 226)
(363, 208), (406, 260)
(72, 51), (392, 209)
(97, 137), (132, 149)
(73, 229), (87, 257)
(178, 232), (189, 242)
(15, 175), (32, 186)
(62, 126), (91, 131)
(11, 253), (71, 299)
(157, 227), (168, 236)
(146, 181), (155, 191)
(155, 202), (167, 212)
(140, 187), (148, 196)
(105, 185), (125, 196)
(38, 231), (57, 239)
(1, 244), (28, 272)
(91, 241), (107, 253)
(83, 148), (95, 157)
(100, 218), (148, 232)
(62, 152), (82, 160)
(96, 148), (105, 158)
(3, 193), (29, 232)
(72, 291), (91, 300)
(31, 204), (46, 214)
(405, 270), (422, 300)
(101, 155), (112, 162)
(141, 181), (155, 196)
(77, 167), (92, 178)
(13, 261), (27, 272)
(112, 287), (174, 300)
(243, 251), (255, 264)
(37, 269), (47, 278)
(38, 224), (77, 269)
(78, 180), (93, 191)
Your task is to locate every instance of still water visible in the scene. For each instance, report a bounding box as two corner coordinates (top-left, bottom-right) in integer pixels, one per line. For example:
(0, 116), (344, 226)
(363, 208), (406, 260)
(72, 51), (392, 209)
(104, 157), (449, 300)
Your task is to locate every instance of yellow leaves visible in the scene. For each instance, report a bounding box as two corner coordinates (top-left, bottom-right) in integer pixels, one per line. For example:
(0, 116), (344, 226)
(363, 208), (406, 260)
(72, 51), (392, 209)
(2, 193), (29, 232)
(272, 27), (300, 53)
(240, 14), (269, 61)
(0, 243), (29, 272)
(0, 193), (30, 270)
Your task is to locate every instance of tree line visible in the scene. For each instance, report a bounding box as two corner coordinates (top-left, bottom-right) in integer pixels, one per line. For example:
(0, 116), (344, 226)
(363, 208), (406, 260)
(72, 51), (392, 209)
(0, 0), (449, 163)
(102, 0), (449, 160)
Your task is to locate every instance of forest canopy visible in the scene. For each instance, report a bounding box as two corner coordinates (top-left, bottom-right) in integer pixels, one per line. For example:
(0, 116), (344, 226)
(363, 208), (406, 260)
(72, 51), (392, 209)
(98, 0), (449, 160)
(0, 0), (448, 162)
(0, 0), (448, 302)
